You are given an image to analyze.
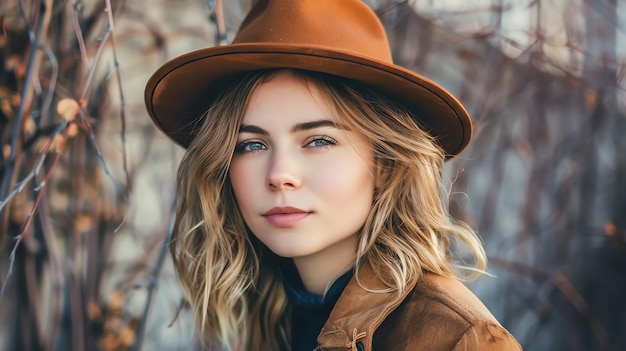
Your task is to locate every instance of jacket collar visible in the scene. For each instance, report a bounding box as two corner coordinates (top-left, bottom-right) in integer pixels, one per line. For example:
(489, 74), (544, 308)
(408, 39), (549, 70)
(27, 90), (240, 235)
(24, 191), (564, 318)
(316, 261), (415, 350)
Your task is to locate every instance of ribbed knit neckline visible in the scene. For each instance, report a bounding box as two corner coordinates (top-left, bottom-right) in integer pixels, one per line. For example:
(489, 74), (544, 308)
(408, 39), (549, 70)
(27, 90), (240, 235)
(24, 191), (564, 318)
(281, 260), (354, 351)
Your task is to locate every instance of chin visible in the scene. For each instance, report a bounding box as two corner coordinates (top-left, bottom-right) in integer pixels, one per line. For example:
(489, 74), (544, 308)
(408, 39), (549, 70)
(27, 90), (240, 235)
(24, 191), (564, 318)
(266, 246), (314, 259)
(262, 240), (320, 259)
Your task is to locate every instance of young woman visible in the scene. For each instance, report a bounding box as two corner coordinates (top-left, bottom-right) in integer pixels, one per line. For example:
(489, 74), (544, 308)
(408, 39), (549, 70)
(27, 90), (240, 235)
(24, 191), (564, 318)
(144, 0), (522, 350)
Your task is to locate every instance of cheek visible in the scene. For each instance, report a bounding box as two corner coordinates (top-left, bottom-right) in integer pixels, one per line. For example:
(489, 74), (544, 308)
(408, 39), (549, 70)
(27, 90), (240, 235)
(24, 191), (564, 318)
(228, 161), (257, 209)
(317, 156), (375, 200)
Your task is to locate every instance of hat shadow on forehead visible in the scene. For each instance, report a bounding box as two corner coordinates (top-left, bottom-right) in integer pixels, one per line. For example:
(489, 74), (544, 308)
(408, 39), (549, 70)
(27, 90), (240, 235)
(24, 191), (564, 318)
(144, 0), (472, 158)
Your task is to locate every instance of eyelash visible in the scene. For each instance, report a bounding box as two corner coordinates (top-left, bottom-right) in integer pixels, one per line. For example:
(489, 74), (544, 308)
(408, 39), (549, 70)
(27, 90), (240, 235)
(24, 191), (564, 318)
(234, 140), (266, 153)
(305, 135), (337, 148)
(234, 136), (337, 153)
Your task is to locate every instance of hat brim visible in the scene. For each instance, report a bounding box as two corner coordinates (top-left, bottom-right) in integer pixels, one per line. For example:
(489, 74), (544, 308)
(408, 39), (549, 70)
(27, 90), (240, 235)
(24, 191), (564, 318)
(144, 43), (471, 157)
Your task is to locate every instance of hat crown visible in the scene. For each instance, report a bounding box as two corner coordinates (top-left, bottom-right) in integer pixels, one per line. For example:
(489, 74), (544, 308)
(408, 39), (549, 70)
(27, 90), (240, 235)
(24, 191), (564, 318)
(233, 0), (393, 63)
(145, 0), (472, 157)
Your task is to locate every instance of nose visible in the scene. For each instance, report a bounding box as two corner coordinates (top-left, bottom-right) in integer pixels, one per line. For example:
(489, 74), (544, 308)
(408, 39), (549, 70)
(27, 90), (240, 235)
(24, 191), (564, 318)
(266, 147), (301, 191)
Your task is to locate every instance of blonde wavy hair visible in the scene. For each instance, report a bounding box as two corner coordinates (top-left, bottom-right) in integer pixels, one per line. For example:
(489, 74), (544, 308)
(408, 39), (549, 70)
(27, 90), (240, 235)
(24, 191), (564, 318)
(171, 69), (486, 351)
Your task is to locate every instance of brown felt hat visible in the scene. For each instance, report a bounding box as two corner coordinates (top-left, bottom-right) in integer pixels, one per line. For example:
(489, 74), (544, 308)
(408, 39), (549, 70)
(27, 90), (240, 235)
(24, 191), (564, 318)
(144, 0), (472, 157)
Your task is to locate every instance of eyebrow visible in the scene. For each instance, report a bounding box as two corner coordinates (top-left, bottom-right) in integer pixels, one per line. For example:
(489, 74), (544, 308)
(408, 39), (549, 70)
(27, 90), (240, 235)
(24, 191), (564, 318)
(238, 119), (348, 135)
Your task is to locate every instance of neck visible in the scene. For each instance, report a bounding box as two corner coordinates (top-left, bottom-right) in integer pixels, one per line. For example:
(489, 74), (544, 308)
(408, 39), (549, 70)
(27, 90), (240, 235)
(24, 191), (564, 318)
(292, 235), (357, 295)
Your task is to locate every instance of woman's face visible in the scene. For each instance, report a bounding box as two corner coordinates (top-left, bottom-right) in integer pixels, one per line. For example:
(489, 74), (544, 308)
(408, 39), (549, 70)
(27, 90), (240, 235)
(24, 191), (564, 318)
(229, 71), (375, 268)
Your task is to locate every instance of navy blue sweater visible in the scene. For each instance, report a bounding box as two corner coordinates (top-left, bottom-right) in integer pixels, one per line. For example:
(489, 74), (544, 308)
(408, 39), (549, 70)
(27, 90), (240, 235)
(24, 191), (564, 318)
(282, 261), (353, 351)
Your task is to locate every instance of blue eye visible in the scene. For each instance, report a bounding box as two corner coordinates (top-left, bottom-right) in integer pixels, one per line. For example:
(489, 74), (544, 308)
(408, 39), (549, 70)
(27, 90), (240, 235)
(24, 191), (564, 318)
(234, 140), (267, 153)
(306, 136), (336, 148)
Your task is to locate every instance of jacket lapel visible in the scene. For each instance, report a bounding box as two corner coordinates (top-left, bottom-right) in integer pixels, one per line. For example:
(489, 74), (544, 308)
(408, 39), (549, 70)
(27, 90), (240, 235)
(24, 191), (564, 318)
(316, 262), (414, 350)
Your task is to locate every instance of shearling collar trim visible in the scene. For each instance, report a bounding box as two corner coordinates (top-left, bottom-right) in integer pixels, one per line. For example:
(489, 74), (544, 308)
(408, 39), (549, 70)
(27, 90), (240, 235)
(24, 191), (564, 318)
(316, 262), (415, 351)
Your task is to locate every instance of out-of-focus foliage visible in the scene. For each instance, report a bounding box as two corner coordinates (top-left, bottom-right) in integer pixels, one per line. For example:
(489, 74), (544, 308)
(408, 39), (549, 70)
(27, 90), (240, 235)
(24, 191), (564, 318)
(0, 1), (624, 350)
(0, 1), (198, 350)
(384, 2), (626, 350)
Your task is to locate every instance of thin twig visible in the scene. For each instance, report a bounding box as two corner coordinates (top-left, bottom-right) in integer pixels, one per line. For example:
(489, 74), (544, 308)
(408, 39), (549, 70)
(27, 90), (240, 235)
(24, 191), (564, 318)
(76, 110), (127, 208)
(213, 0), (228, 45)
(552, 272), (615, 351)
(104, 0), (131, 232)
(0, 120), (67, 213)
(0, 128), (67, 300)
(0, 0), (53, 220)
(131, 207), (176, 351)
(71, 0), (89, 67)
(25, 253), (45, 348)
(38, 44), (59, 126)
(35, 190), (64, 351)
(78, 30), (111, 100)
(17, 0), (34, 41)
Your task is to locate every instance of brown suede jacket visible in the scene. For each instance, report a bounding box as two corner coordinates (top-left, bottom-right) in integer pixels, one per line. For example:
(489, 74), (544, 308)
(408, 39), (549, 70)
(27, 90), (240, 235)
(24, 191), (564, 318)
(315, 264), (522, 351)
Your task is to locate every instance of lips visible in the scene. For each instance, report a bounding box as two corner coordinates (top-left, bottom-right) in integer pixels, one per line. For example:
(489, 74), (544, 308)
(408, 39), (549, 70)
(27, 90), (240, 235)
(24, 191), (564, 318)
(263, 206), (311, 227)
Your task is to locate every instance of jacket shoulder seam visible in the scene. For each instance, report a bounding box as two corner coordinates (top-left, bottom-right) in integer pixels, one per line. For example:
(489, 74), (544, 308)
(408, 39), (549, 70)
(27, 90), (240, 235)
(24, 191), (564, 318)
(414, 280), (479, 325)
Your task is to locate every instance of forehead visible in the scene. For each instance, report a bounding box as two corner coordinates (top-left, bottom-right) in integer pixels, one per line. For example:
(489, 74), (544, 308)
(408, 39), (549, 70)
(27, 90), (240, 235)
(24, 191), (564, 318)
(242, 71), (337, 125)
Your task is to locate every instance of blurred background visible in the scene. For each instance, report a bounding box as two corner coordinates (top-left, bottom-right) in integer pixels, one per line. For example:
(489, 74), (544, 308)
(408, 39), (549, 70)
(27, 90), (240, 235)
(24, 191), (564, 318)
(0, 0), (624, 350)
